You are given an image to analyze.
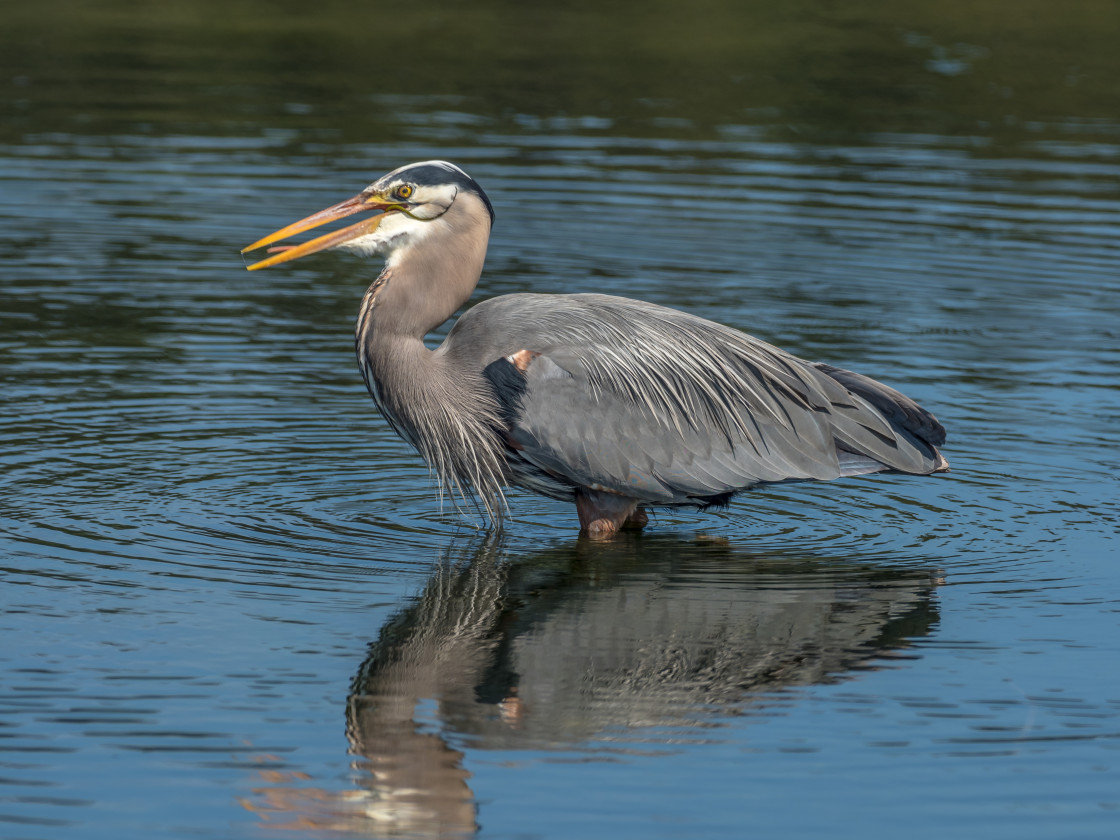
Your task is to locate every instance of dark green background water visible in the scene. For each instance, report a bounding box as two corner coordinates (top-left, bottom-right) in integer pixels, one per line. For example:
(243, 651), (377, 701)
(2, 2), (1119, 838)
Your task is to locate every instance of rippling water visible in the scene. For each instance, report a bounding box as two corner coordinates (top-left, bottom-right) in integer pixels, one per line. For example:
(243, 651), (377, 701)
(3, 3), (1120, 838)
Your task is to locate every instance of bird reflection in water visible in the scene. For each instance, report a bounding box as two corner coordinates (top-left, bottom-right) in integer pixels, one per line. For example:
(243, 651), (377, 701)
(243, 536), (940, 836)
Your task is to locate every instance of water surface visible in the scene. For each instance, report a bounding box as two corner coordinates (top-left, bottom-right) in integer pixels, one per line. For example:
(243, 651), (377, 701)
(2, 2), (1119, 838)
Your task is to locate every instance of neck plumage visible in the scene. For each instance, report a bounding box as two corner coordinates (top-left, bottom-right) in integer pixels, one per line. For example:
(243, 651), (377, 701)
(353, 213), (507, 518)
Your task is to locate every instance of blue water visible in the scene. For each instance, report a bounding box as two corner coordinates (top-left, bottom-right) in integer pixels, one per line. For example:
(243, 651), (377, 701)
(3, 4), (1120, 838)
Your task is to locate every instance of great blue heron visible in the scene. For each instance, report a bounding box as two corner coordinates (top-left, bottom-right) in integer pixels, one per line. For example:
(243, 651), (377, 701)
(242, 160), (948, 536)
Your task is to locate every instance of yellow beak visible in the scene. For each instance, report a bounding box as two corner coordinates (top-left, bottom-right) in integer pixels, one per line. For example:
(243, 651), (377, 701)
(241, 194), (394, 271)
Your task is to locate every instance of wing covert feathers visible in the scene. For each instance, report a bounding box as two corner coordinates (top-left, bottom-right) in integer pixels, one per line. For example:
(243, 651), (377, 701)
(472, 294), (948, 506)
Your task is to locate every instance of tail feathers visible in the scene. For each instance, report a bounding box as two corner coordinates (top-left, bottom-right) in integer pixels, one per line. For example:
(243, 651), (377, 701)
(814, 363), (947, 448)
(836, 448), (893, 478)
(835, 446), (949, 477)
(814, 363), (950, 477)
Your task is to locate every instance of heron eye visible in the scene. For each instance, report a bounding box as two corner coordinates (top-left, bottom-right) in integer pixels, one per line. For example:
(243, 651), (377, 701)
(395, 185), (414, 200)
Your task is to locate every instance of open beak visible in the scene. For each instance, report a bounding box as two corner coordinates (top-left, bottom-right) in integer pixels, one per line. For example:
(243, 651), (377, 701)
(241, 194), (394, 271)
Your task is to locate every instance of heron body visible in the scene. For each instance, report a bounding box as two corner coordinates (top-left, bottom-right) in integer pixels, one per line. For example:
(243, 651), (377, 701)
(243, 161), (948, 536)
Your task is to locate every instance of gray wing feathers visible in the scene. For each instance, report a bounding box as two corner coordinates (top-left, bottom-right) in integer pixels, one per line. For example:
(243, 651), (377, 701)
(458, 294), (947, 504)
(814, 363), (947, 446)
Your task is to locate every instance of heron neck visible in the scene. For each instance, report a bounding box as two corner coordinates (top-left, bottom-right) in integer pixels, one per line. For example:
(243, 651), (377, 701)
(352, 249), (509, 517)
(355, 235), (486, 389)
(353, 200), (491, 429)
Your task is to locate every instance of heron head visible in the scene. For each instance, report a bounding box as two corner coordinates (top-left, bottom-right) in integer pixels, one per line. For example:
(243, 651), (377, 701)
(241, 160), (494, 271)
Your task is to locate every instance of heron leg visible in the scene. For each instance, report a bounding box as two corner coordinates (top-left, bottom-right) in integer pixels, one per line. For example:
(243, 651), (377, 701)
(622, 507), (649, 530)
(575, 489), (640, 538)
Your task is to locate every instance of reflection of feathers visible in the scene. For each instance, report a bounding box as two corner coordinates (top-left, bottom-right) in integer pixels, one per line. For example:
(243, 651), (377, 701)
(350, 541), (938, 747)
